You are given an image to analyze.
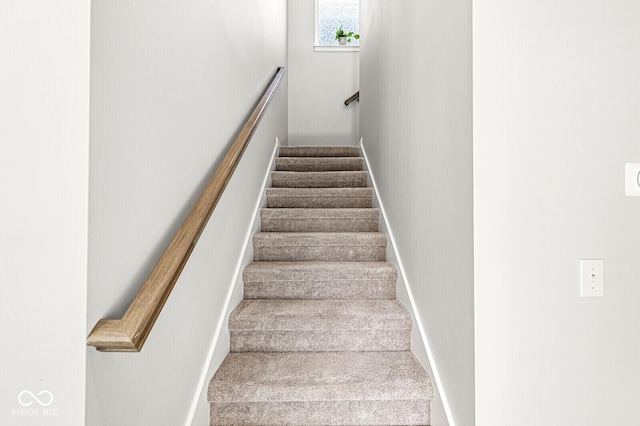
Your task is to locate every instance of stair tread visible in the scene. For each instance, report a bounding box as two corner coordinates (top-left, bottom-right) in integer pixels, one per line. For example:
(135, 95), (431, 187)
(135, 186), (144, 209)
(253, 232), (387, 246)
(266, 187), (373, 197)
(253, 233), (387, 261)
(276, 157), (364, 171)
(229, 299), (411, 331)
(243, 261), (396, 282)
(271, 171), (368, 188)
(260, 208), (379, 231)
(261, 208), (379, 219)
(272, 171), (368, 177)
(208, 351), (433, 403)
(279, 146), (360, 157)
(266, 188), (373, 208)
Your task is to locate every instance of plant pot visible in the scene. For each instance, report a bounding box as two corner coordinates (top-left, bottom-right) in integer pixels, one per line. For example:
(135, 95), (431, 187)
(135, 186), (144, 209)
(339, 37), (347, 46)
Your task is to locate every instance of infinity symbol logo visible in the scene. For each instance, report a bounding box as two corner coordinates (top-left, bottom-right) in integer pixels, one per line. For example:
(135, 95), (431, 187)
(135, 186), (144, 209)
(18, 390), (53, 407)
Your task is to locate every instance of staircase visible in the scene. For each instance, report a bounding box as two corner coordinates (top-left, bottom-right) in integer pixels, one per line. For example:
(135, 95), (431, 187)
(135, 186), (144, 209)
(208, 146), (433, 425)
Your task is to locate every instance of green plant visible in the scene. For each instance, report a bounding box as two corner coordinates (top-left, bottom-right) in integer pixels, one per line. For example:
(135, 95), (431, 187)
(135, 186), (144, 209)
(335, 26), (360, 43)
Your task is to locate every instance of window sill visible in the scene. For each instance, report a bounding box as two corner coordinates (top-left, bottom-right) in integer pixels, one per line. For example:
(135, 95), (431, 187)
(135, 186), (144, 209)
(314, 45), (360, 52)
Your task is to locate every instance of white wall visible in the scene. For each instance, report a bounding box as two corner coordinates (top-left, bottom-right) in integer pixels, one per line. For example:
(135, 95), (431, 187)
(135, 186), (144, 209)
(474, 1), (640, 425)
(360, 1), (474, 425)
(86, 1), (287, 425)
(0, 1), (90, 425)
(361, 152), (455, 426)
(288, 0), (359, 146)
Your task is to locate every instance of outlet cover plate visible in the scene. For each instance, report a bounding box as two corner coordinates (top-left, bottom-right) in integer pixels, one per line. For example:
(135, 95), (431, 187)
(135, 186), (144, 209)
(580, 259), (604, 298)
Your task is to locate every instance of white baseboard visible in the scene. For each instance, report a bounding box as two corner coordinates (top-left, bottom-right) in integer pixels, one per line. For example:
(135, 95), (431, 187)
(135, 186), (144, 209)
(184, 138), (280, 426)
(359, 138), (455, 426)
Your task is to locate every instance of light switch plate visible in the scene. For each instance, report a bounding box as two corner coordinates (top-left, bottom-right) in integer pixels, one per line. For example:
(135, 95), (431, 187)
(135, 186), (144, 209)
(580, 259), (604, 298)
(625, 163), (640, 196)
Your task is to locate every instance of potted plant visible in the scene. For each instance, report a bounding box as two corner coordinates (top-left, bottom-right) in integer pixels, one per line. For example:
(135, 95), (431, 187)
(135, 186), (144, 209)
(335, 27), (360, 45)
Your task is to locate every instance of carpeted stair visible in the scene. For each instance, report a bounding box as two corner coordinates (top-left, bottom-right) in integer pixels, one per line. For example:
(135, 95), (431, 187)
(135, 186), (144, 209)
(208, 146), (433, 425)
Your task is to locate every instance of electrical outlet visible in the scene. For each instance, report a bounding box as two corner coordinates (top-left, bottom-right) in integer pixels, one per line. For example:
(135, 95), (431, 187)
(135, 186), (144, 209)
(580, 259), (604, 298)
(625, 163), (640, 196)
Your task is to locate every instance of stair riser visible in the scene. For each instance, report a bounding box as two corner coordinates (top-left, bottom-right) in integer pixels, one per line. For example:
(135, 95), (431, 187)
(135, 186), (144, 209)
(254, 246), (386, 262)
(266, 188), (373, 208)
(271, 172), (368, 188)
(230, 330), (410, 352)
(244, 280), (396, 300)
(210, 400), (430, 425)
(261, 217), (378, 232)
(243, 262), (398, 299)
(279, 146), (360, 157)
(276, 158), (364, 172)
(266, 196), (372, 208)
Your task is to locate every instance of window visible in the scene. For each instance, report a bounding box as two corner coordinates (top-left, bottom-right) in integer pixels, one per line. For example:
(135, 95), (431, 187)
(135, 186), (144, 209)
(315, 0), (360, 49)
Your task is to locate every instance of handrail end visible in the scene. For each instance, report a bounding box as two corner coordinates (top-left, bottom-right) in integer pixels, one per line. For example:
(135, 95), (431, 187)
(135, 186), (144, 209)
(87, 319), (140, 352)
(344, 91), (360, 106)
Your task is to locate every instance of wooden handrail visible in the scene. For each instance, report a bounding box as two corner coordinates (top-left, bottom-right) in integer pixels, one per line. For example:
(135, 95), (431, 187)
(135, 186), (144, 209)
(87, 67), (286, 352)
(344, 91), (359, 106)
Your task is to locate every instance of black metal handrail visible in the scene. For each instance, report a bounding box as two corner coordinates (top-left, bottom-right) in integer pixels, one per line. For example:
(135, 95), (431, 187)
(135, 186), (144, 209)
(344, 91), (359, 106)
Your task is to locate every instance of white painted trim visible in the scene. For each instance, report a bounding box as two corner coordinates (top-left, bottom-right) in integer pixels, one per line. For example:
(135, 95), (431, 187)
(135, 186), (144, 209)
(315, 0), (320, 46)
(184, 138), (280, 426)
(360, 138), (456, 426)
(314, 45), (360, 52)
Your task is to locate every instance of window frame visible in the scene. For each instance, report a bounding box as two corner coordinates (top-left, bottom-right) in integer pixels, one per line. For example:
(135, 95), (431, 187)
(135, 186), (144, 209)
(314, 0), (360, 52)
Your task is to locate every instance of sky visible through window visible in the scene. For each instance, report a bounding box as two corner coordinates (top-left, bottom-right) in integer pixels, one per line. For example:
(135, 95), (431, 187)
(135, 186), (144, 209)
(317, 0), (360, 46)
